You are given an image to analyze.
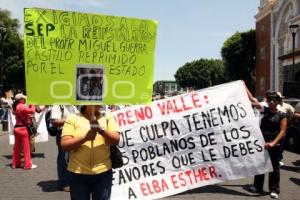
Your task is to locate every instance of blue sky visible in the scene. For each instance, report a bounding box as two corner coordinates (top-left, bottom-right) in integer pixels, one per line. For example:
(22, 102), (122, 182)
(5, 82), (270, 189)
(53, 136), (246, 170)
(5, 0), (259, 81)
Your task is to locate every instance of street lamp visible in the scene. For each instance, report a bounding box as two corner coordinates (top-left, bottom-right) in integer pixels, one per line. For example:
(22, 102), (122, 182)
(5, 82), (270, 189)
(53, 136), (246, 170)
(289, 24), (299, 81)
(0, 24), (7, 96)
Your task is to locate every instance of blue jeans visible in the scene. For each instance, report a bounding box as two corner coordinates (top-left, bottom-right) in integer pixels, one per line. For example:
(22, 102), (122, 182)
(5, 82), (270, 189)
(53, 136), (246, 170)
(0, 107), (8, 121)
(56, 134), (69, 188)
(69, 170), (112, 200)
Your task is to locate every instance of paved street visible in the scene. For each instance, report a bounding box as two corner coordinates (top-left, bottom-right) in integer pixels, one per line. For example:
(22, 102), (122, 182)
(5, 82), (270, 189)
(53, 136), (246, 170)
(0, 131), (299, 200)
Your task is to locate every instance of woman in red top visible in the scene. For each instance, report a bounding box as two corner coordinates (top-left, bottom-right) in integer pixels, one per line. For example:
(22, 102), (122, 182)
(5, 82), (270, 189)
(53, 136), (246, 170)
(11, 93), (39, 170)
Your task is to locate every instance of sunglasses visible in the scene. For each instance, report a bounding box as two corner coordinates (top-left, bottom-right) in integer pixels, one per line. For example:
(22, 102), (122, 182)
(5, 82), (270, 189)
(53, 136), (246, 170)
(267, 98), (278, 102)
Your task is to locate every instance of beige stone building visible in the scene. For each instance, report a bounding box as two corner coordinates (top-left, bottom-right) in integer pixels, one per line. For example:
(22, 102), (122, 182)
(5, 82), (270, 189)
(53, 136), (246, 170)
(255, 0), (300, 98)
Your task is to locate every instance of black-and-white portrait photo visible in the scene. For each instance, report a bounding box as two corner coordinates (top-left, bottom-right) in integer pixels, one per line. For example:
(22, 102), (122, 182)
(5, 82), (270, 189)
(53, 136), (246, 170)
(76, 64), (104, 101)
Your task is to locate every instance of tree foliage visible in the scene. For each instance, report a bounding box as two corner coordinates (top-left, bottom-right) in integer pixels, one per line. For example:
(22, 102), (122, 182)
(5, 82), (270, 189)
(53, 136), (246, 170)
(174, 58), (225, 89)
(221, 29), (256, 90)
(0, 8), (24, 92)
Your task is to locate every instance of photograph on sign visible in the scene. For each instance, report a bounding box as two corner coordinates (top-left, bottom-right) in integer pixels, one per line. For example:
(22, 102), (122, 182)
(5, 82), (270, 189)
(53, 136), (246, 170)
(76, 64), (104, 101)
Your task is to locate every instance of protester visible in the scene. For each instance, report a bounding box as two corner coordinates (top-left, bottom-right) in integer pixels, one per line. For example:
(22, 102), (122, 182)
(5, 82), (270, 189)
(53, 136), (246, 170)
(276, 92), (294, 167)
(61, 105), (120, 200)
(51, 105), (78, 192)
(247, 91), (287, 199)
(292, 101), (300, 170)
(0, 88), (14, 130)
(108, 105), (120, 112)
(11, 93), (41, 170)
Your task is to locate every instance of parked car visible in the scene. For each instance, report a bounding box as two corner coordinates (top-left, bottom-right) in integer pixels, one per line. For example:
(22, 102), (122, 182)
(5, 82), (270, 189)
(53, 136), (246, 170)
(283, 98), (300, 154)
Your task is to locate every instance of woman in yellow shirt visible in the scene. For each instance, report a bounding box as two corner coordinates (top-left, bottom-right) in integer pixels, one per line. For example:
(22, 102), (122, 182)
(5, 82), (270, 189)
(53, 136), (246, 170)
(61, 105), (120, 200)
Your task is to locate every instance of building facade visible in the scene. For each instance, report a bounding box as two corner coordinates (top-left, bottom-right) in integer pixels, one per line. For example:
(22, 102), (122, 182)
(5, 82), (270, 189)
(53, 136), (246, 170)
(153, 80), (184, 97)
(255, 0), (300, 98)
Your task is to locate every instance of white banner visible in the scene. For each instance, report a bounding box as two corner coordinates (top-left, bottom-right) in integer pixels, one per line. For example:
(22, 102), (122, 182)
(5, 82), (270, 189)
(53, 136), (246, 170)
(8, 108), (49, 144)
(111, 81), (273, 200)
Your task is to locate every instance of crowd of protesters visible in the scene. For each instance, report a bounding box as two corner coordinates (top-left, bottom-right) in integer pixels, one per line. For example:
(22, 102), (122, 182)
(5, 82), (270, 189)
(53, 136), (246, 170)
(1, 84), (300, 200)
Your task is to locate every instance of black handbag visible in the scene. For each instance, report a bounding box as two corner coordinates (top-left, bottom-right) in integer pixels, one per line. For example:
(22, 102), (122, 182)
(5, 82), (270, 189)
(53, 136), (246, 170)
(110, 145), (123, 169)
(27, 122), (37, 136)
(16, 114), (37, 136)
(105, 118), (123, 169)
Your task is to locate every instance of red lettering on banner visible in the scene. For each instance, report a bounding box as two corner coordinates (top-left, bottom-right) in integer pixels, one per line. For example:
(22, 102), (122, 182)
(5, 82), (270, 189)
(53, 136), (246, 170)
(170, 166), (219, 189)
(171, 174), (179, 189)
(116, 112), (126, 127)
(126, 110), (134, 124)
(166, 100), (175, 114)
(156, 93), (209, 116)
(209, 165), (217, 178)
(156, 101), (166, 115)
(180, 96), (193, 111)
(140, 178), (169, 196)
(191, 92), (202, 108)
(116, 106), (153, 127)
(172, 99), (182, 112)
(116, 93), (210, 127)
(178, 171), (187, 187)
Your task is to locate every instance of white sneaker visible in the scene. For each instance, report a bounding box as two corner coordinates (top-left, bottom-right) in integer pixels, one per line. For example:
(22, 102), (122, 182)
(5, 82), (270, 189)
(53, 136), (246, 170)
(270, 192), (279, 199)
(31, 164), (38, 169)
(279, 161), (284, 167)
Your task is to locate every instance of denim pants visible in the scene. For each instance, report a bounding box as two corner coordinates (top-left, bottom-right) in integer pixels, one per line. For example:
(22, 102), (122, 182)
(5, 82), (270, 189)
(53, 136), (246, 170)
(69, 170), (112, 200)
(56, 134), (69, 188)
(0, 108), (8, 121)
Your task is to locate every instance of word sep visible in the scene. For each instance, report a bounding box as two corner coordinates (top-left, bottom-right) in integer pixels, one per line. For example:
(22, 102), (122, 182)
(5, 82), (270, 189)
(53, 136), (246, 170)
(25, 23), (55, 36)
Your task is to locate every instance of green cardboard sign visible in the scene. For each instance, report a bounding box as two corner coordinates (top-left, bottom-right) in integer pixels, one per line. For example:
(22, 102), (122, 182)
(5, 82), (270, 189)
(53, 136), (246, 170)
(24, 8), (157, 105)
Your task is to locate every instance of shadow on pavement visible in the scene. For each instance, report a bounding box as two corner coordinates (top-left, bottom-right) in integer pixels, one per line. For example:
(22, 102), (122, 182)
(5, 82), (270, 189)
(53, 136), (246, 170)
(37, 180), (60, 192)
(290, 177), (300, 186)
(281, 165), (300, 173)
(3, 153), (45, 160)
(292, 160), (300, 166)
(31, 153), (45, 158)
(174, 184), (268, 197)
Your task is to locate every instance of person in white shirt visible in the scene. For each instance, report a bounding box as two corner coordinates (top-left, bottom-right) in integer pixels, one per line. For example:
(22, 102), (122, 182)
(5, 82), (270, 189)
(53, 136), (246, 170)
(275, 92), (295, 167)
(51, 105), (78, 192)
(0, 89), (14, 128)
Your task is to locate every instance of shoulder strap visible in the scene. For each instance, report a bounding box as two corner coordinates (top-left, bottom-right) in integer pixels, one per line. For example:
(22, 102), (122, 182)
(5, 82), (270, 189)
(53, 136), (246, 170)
(58, 105), (64, 118)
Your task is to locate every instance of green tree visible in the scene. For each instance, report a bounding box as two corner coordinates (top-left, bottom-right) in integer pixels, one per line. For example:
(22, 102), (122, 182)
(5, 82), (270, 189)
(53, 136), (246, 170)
(174, 58), (225, 89)
(0, 8), (24, 92)
(221, 29), (256, 91)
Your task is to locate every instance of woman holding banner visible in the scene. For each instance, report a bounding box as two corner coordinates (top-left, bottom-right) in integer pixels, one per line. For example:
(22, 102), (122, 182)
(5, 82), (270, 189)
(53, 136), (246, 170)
(61, 105), (120, 200)
(247, 91), (287, 199)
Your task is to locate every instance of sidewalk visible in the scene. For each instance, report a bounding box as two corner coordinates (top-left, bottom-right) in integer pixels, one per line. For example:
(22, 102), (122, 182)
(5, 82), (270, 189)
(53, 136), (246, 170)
(0, 132), (299, 200)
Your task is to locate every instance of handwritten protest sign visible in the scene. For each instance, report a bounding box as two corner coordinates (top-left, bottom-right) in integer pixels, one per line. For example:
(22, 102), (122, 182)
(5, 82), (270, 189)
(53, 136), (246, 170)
(24, 8), (157, 105)
(111, 81), (273, 200)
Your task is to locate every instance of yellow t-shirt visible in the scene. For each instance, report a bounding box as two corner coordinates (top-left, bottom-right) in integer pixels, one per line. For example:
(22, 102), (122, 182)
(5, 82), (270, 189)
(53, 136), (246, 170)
(62, 113), (119, 175)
